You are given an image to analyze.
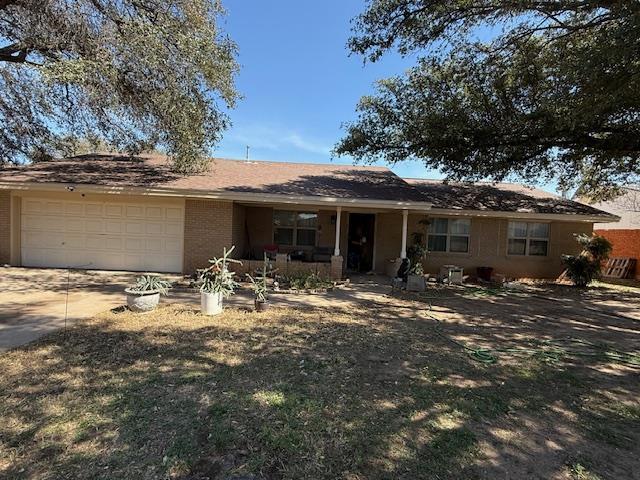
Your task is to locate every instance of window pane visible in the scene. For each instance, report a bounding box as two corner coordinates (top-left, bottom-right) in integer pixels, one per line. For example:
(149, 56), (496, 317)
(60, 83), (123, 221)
(529, 240), (548, 256)
(296, 212), (317, 228)
(450, 219), (470, 235)
(296, 229), (316, 246)
(274, 228), (294, 245)
(429, 218), (448, 234)
(449, 236), (469, 253)
(528, 222), (549, 239)
(428, 235), (447, 252)
(508, 238), (527, 255)
(273, 210), (295, 227)
(508, 221), (528, 238)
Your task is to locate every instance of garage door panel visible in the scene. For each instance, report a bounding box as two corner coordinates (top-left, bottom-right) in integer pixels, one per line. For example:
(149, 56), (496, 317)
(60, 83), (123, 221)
(66, 218), (84, 232)
(166, 207), (183, 220)
(22, 197), (184, 272)
(165, 223), (182, 235)
(23, 199), (44, 214)
(126, 205), (144, 218)
(64, 235), (85, 249)
(85, 204), (103, 216)
(85, 220), (104, 233)
(65, 203), (84, 215)
(105, 236), (123, 250)
(146, 206), (163, 219)
(45, 202), (65, 215)
(105, 220), (123, 234)
(105, 204), (124, 217)
(146, 222), (163, 235)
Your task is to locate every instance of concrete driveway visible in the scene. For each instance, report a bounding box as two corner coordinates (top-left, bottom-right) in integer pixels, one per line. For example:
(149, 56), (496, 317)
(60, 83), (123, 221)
(0, 267), (156, 352)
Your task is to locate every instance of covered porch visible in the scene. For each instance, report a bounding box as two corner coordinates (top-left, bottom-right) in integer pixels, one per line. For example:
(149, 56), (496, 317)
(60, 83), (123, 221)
(229, 200), (420, 280)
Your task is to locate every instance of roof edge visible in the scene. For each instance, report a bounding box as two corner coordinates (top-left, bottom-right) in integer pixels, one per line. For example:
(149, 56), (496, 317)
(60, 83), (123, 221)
(0, 181), (432, 210)
(429, 207), (620, 223)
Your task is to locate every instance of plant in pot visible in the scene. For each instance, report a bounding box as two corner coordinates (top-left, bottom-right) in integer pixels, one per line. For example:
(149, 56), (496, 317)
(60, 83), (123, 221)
(125, 275), (172, 313)
(246, 254), (271, 311)
(197, 245), (242, 316)
(406, 236), (428, 292)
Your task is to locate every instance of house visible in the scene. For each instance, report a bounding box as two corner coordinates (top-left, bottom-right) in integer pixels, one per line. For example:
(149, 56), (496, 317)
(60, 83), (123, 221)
(587, 186), (640, 279)
(0, 154), (617, 279)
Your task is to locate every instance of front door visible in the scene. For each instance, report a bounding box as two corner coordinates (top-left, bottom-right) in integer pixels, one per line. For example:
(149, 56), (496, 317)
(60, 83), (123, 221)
(347, 213), (375, 272)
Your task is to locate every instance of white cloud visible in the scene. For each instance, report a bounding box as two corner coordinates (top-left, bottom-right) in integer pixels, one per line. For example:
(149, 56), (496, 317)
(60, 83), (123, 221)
(226, 124), (332, 157)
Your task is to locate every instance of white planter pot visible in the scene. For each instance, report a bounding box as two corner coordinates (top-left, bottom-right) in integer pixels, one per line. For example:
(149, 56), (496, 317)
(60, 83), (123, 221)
(125, 289), (160, 313)
(201, 291), (223, 316)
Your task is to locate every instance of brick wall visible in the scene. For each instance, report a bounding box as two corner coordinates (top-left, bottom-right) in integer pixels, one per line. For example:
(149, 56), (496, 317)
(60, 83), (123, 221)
(231, 203), (247, 258)
(594, 229), (640, 278)
(375, 213), (593, 279)
(183, 199), (233, 274)
(0, 191), (10, 265)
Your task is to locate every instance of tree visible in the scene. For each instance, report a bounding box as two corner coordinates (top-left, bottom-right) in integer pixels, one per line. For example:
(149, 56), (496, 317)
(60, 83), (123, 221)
(0, 0), (239, 173)
(335, 1), (640, 200)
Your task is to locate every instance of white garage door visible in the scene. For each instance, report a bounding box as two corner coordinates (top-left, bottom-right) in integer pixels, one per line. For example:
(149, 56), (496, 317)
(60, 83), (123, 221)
(21, 197), (184, 272)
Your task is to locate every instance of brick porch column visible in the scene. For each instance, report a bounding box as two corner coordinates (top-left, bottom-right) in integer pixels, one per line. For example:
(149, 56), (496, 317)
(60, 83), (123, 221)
(330, 255), (343, 280)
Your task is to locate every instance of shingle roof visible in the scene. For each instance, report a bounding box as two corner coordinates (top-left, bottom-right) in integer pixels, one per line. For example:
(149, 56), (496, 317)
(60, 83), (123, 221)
(584, 186), (640, 229)
(0, 154), (617, 217)
(405, 178), (614, 217)
(0, 154), (428, 203)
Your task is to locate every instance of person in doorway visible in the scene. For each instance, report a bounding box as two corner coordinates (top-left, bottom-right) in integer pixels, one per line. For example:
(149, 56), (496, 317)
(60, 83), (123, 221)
(349, 227), (368, 271)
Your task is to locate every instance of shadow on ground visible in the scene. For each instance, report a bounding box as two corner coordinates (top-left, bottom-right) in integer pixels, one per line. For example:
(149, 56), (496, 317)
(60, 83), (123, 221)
(1, 282), (639, 480)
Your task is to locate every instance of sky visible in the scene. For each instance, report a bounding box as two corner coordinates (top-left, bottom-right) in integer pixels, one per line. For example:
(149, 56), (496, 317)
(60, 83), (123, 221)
(214, 1), (431, 179)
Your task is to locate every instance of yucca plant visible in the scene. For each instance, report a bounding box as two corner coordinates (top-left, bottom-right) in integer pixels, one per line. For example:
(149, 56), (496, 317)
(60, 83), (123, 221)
(246, 253), (271, 303)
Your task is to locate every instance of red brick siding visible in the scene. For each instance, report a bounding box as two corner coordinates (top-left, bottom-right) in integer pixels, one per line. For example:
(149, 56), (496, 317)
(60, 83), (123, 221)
(183, 199), (233, 274)
(595, 229), (640, 278)
(0, 191), (9, 264)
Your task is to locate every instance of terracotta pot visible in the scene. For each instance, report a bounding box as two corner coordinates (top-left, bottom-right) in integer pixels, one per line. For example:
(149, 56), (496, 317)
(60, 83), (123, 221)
(255, 299), (270, 312)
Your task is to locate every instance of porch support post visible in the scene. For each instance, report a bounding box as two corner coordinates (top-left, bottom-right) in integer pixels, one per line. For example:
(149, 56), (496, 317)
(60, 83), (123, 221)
(334, 206), (342, 256)
(400, 209), (408, 259)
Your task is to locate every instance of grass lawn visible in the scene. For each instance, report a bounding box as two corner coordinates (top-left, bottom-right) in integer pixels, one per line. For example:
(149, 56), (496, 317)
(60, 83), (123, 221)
(1, 287), (639, 480)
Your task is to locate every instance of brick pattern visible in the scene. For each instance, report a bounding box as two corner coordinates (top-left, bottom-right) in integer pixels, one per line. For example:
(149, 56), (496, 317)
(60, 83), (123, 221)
(595, 229), (640, 278)
(231, 203), (247, 258)
(0, 191), (9, 265)
(375, 213), (593, 279)
(183, 199), (233, 274)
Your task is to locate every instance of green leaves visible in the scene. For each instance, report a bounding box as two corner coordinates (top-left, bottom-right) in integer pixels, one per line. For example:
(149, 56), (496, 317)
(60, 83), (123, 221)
(0, 0), (238, 171)
(339, 1), (640, 199)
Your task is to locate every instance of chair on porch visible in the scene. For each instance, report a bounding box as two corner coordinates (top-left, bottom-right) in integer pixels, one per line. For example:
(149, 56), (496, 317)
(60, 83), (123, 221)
(264, 244), (278, 260)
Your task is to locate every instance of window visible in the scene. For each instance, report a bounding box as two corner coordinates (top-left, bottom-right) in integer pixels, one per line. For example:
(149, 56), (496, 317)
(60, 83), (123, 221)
(427, 218), (470, 253)
(273, 210), (317, 247)
(507, 221), (549, 256)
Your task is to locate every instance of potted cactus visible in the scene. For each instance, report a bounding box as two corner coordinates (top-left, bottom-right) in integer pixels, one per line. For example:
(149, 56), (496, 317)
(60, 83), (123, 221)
(246, 253), (272, 312)
(125, 275), (172, 313)
(197, 246), (241, 316)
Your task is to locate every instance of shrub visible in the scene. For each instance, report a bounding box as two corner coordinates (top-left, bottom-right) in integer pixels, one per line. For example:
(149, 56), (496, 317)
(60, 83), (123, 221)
(561, 234), (612, 287)
(282, 272), (333, 290)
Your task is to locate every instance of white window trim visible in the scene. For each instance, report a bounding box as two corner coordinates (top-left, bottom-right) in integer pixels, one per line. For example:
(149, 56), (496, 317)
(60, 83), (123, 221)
(427, 218), (471, 254)
(506, 221), (550, 257)
(273, 210), (318, 247)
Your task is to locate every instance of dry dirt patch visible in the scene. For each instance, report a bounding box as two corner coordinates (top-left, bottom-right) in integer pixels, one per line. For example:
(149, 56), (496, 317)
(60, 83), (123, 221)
(0, 285), (638, 480)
